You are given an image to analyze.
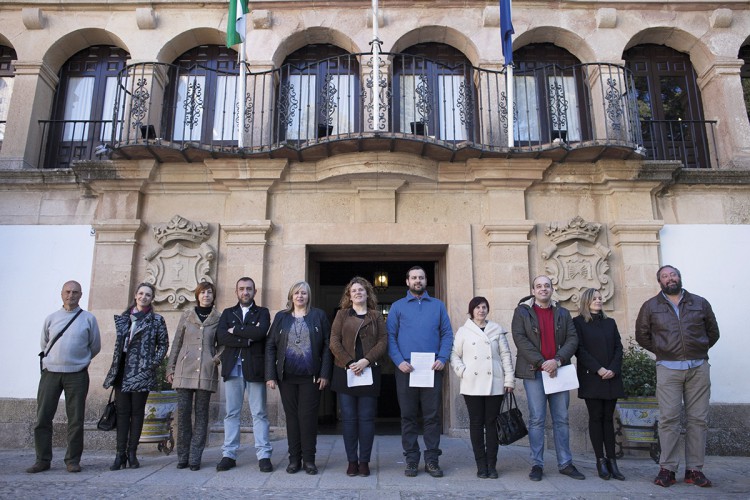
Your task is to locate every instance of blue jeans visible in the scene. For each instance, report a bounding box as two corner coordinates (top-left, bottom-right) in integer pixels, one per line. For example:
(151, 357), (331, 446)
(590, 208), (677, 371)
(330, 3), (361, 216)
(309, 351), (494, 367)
(222, 376), (272, 460)
(338, 393), (377, 463)
(523, 371), (572, 469)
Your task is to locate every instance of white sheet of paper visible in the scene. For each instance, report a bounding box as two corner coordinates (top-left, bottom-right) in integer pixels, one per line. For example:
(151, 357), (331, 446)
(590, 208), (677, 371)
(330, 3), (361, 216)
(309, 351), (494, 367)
(347, 366), (374, 387)
(541, 364), (579, 394)
(409, 352), (436, 388)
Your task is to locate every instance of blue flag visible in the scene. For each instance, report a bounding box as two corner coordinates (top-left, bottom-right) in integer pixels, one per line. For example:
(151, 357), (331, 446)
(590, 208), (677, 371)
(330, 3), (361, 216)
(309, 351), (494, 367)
(500, 0), (514, 65)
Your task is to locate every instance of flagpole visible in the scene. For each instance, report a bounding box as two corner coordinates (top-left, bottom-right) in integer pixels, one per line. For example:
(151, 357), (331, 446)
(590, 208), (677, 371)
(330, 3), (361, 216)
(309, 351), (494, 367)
(238, 37), (246, 149)
(372, 0), (380, 132)
(506, 64), (513, 148)
(500, 0), (514, 148)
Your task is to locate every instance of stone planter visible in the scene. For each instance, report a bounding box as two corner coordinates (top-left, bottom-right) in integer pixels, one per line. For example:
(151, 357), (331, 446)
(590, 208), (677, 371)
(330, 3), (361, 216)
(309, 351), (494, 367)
(140, 390), (177, 454)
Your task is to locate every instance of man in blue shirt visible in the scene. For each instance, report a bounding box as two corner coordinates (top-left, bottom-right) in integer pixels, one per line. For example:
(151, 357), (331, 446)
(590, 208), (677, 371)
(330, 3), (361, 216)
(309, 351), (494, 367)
(387, 266), (453, 478)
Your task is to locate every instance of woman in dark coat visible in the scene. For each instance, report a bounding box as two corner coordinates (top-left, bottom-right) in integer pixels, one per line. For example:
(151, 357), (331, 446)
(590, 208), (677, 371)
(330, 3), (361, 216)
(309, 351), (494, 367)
(329, 277), (387, 477)
(103, 282), (169, 470)
(573, 288), (625, 481)
(266, 281), (332, 475)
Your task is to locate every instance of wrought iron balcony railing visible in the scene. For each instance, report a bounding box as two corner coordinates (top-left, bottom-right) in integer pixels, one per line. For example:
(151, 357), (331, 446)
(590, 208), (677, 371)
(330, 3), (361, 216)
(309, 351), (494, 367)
(640, 119), (718, 169)
(38, 119), (114, 169)
(37, 53), (713, 167)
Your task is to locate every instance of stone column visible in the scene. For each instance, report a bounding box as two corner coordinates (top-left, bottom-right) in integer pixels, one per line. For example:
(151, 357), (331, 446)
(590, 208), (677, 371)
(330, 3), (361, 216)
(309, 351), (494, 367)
(220, 221), (273, 297)
(469, 158), (551, 324)
(697, 57), (750, 169)
(608, 221), (664, 336)
(73, 159), (156, 389)
(0, 61), (58, 169)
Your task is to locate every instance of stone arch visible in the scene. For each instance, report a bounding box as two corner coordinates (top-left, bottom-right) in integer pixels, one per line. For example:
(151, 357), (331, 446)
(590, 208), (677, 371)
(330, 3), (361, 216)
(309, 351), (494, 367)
(0, 34), (13, 50)
(155, 28), (227, 65)
(42, 29), (129, 74)
(623, 27), (713, 77)
(512, 27), (595, 64)
(388, 26), (479, 66)
(272, 27), (360, 68)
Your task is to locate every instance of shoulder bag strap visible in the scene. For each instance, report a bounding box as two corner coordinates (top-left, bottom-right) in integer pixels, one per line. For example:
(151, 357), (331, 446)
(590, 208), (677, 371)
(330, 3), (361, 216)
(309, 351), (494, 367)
(39, 309), (83, 372)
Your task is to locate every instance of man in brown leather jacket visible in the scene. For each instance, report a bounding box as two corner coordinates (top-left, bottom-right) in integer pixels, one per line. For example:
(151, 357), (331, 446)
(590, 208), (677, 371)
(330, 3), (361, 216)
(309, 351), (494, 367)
(635, 265), (720, 488)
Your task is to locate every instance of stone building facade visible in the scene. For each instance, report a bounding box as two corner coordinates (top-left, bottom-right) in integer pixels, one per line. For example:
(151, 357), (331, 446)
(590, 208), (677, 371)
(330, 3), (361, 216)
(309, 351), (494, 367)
(0, 1), (748, 455)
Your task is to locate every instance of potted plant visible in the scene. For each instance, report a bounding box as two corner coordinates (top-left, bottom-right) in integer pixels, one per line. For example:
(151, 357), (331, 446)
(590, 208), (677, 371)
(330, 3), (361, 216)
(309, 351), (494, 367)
(140, 357), (177, 454)
(615, 340), (660, 461)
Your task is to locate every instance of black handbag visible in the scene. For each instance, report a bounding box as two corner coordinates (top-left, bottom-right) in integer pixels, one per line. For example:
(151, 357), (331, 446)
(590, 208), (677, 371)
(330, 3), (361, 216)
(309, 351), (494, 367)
(97, 388), (117, 431)
(496, 392), (528, 445)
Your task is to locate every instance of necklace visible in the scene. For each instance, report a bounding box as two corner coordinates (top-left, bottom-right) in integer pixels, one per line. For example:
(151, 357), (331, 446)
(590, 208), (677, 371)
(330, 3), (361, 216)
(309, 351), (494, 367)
(293, 317), (304, 345)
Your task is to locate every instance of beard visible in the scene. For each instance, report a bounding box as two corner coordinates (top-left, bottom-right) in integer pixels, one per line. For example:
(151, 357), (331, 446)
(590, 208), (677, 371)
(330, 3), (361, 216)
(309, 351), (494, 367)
(409, 284), (425, 296)
(660, 278), (682, 295)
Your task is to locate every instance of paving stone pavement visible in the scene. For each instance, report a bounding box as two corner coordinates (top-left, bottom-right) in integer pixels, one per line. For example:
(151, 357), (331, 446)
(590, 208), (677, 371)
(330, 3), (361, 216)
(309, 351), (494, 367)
(2, 435), (749, 499)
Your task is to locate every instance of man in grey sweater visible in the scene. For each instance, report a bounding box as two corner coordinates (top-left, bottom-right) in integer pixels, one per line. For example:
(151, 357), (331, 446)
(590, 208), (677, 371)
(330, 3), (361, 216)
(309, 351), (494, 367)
(27, 280), (101, 474)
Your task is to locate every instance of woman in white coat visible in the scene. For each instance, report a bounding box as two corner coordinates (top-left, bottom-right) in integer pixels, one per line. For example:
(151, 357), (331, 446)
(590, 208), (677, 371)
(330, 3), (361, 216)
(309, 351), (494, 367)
(450, 296), (514, 479)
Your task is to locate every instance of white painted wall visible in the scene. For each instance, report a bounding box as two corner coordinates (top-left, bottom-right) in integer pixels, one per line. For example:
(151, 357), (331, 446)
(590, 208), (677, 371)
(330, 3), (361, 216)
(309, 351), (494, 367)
(3, 225), (95, 398)
(659, 224), (750, 404)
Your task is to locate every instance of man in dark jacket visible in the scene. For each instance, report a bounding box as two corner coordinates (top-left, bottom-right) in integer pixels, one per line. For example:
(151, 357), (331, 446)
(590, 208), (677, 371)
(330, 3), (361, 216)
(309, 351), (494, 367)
(636, 265), (720, 488)
(215, 277), (272, 472)
(511, 275), (584, 482)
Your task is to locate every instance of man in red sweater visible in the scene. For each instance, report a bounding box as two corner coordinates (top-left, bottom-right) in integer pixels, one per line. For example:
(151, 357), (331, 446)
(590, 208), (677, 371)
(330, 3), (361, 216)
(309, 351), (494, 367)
(511, 275), (583, 482)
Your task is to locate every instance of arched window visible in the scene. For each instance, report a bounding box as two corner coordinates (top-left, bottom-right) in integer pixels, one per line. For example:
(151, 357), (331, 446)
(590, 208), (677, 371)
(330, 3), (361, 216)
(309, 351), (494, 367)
(740, 45), (750, 123)
(166, 45), (240, 144)
(278, 44), (359, 141)
(47, 45), (129, 167)
(624, 44), (709, 168)
(393, 43), (474, 141)
(513, 43), (587, 144)
(0, 45), (16, 146)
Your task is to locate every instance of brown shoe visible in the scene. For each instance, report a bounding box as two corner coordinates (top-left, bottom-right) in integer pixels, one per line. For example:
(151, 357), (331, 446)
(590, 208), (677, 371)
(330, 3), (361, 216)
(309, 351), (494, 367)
(358, 462), (370, 477)
(66, 463), (82, 473)
(26, 462), (50, 473)
(346, 461), (358, 476)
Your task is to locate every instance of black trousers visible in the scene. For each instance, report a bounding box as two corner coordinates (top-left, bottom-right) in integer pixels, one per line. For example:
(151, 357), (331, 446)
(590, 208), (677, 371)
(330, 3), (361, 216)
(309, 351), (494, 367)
(584, 398), (618, 459)
(395, 369), (443, 464)
(463, 394), (503, 465)
(278, 376), (321, 463)
(114, 389), (149, 453)
(176, 388), (212, 466)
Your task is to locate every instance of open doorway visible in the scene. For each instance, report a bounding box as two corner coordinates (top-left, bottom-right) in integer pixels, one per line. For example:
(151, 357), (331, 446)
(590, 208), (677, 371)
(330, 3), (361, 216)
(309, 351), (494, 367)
(307, 248), (445, 435)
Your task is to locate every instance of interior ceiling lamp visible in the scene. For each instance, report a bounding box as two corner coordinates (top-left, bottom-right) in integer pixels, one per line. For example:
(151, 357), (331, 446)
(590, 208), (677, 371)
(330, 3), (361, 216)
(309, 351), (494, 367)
(374, 271), (389, 292)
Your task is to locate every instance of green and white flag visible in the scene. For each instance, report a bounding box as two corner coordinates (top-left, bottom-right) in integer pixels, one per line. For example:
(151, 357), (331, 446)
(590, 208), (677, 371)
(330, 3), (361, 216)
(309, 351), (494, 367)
(226, 0), (248, 48)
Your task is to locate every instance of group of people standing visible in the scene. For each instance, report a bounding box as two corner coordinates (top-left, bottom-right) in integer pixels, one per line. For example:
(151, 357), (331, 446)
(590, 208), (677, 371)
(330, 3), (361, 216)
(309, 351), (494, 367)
(27, 264), (719, 490)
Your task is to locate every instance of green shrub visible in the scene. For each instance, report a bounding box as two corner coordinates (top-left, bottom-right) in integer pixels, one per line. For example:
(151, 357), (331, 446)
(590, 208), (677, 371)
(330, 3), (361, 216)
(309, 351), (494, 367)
(153, 357), (172, 392)
(621, 339), (657, 397)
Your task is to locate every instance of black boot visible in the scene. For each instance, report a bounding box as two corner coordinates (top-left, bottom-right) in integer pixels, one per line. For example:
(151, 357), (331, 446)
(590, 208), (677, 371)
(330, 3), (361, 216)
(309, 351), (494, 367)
(607, 458), (625, 481)
(128, 448), (140, 469)
(476, 459), (488, 479)
(110, 453), (127, 471)
(487, 460), (498, 479)
(597, 458), (611, 480)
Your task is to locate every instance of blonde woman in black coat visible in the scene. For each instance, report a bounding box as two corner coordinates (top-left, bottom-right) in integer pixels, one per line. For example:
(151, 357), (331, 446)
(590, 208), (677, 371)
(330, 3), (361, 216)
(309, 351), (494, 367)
(573, 288), (625, 481)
